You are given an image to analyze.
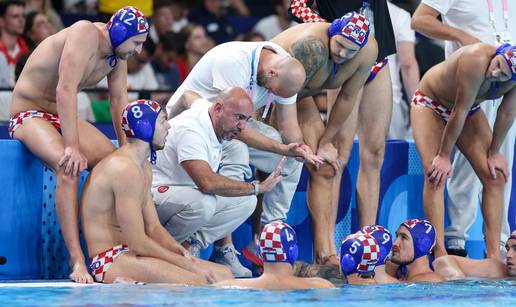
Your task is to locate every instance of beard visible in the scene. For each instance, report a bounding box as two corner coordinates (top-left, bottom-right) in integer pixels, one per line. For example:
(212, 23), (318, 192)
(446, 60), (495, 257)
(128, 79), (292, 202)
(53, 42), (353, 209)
(390, 255), (412, 266)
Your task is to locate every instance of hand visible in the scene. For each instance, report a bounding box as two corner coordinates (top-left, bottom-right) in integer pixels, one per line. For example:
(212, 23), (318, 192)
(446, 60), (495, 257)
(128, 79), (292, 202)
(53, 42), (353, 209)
(285, 143), (324, 169)
(427, 155), (452, 189)
(58, 146), (87, 177)
(316, 142), (340, 174)
(259, 156), (287, 193)
(191, 264), (216, 283)
(487, 152), (509, 182)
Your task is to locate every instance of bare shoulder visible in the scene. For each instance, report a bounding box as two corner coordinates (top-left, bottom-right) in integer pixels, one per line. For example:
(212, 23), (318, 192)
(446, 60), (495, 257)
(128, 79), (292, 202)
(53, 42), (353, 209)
(95, 154), (144, 188)
(289, 35), (329, 80)
(456, 44), (492, 75)
(65, 20), (101, 43)
(305, 277), (335, 289)
(410, 272), (446, 283)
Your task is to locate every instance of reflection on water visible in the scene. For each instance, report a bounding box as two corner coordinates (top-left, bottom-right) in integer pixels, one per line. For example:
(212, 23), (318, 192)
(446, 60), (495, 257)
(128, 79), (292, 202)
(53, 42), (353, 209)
(1, 279), (515, 306)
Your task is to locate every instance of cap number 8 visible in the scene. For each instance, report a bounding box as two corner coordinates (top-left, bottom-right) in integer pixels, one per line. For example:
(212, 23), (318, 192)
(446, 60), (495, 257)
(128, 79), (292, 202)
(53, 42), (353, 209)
(131, 106), (143, 119)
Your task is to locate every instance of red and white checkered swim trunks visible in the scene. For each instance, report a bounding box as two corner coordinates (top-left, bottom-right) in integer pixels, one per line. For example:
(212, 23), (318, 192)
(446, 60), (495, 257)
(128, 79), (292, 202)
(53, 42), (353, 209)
(411, 89), (481, 122)
(366, 58), (389, 84)
(89, 243), (129, 283)
(8, 110), (61, 139)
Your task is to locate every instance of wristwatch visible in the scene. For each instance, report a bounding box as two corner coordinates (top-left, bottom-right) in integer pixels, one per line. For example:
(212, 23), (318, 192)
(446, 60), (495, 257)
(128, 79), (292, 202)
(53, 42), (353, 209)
(251, 180), (260, 195)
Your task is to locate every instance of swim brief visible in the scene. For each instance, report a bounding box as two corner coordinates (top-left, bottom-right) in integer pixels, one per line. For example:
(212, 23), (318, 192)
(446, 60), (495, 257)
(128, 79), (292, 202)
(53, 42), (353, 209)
(366, 58), (389, 84)
(89, 243), (129, 283)
(8, 110), (61, 138)
(411, 89), (481, 122)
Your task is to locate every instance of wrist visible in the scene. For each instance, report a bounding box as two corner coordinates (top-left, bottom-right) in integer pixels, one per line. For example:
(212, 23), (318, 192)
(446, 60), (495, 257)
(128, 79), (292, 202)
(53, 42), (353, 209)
(250, 180), (260, 195)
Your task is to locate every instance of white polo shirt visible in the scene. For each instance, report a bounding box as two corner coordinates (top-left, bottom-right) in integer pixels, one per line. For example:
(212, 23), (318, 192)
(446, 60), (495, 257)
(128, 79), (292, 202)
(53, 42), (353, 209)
(152, 99), (222, 187)
(166, 41), (297, 114)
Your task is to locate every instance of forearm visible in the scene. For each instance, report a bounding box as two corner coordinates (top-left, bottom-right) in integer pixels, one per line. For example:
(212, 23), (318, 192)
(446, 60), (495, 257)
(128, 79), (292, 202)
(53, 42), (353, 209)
(236, 128), (291, 156)
(489, 112), (515, 154)
(320, 97), (356, 144)
(147, 225), (184, 255)
(199, 174), (255, 196)
(438, 112), (467, 157)
(400, 64), (420, 100)
(110, 97), (128, 145)
(278, 122), (304, 144)
(411, 15), (466, 42)
(129, 234), (194, 271)
(56, 88), (79, 147)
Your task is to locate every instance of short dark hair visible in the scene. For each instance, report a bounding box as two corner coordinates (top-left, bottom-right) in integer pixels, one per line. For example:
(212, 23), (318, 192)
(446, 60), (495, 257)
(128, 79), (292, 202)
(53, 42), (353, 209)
(0, 0), (25, 17)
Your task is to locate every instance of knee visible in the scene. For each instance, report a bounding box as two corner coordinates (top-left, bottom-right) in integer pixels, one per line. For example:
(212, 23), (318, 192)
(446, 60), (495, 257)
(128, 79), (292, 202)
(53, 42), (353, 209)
(359, 145), (386, 171)
(308, 163), (336, 180)
(55, 169), (79, 186)
(479, 170), (506, 190)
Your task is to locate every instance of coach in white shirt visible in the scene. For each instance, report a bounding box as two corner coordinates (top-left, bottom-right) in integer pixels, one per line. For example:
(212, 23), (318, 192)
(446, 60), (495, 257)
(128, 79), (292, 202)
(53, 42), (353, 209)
(153, 87), (286, 277)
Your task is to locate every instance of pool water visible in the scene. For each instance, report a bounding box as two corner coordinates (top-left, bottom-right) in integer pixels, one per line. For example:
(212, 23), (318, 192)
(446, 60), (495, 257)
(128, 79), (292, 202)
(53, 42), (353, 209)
(1, 279), (515, 306)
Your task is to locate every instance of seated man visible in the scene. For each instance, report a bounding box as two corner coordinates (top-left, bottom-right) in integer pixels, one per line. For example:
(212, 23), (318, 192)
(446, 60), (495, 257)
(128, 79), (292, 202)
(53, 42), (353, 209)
(81, 100), (232, 284)
(411, 43), (516, 259)
(433, 231), (516, 280)
(272, 11), (379, 267)
(340, 232), (380, 284)
(359, 225), (399, 284)
(390, 219), (445, 283)
(214, 222), (335, 290)
(152, 87), (287, 276)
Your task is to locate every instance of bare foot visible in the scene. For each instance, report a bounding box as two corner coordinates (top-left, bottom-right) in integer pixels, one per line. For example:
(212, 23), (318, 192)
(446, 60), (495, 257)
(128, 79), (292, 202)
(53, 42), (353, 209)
(70, 262), (93, 284)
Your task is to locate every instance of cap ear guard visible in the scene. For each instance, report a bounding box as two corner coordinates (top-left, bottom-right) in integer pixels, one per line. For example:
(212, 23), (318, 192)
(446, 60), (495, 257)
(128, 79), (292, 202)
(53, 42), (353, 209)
(340, 233), (379, 276)
(496, 43), (516, 80)
(340, 253), (357, 276)
(259, 222), (298, 265)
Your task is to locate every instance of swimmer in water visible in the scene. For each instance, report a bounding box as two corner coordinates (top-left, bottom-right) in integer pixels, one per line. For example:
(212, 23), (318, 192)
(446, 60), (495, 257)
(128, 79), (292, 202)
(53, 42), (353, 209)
(433, 231), (516, 280)
(359, 225), (399, 283)
(340, 232), (380, 284)
(214, 222), (335, 290)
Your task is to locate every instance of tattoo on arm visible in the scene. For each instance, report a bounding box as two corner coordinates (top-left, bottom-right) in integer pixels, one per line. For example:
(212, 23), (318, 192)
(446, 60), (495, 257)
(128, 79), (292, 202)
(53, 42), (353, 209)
(290, 36), (328, 81)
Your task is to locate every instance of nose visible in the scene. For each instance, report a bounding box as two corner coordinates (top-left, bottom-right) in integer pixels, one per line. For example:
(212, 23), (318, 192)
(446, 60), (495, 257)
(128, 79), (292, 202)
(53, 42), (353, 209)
(237, 120), (247, 130)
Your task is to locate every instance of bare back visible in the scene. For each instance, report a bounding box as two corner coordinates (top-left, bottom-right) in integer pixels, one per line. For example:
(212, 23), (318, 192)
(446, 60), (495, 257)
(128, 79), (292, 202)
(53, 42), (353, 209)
(80, 148), (152, 258)
(11, 21), (115, 115)
(272, 22), (377, 98)
(420, 44), (516, 109)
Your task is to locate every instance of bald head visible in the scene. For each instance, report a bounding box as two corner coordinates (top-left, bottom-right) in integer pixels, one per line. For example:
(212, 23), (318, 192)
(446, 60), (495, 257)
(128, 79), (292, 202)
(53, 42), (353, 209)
(210, 87), (254, 141)
(275, 57), (306, 97)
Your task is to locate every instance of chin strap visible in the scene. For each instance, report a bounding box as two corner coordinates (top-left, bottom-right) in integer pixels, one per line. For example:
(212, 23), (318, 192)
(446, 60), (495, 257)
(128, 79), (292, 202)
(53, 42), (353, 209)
(396, 265), (408, 280)
(150, 144), (157, 165)
(108, 54), (118, 68)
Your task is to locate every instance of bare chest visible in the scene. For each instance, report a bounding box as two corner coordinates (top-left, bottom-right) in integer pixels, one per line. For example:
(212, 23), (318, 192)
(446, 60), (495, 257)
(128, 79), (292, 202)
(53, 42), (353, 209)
(79, 57), (114, 89)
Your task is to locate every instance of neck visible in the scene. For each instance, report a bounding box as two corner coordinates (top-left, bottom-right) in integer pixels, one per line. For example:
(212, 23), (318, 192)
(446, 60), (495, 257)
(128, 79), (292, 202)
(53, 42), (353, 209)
(122, 139), (151, 167)
(263, 262), (293, 276)
(1, 31), (18, 51)
(99, 24), (115, 58)
(406, 256), (432, 279)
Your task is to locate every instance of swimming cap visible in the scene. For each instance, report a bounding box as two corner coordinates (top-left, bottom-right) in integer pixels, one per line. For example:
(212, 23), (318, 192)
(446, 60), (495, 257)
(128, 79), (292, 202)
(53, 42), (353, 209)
(259, 222), (298, 265)
(359, 225), (392, 265)
(400, 219), (436, 261)
(121, 99), (162, 164)
(106, 6), (149, 66)
(496, 43), (516, 81)
(328, 11), (370, 48)
(340, 233), (379, 276)
(509, 230), (516, 241)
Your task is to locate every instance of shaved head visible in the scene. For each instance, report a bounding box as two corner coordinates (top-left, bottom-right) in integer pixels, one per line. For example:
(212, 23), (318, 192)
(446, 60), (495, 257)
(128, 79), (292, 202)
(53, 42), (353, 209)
(276, 57), (306, 97)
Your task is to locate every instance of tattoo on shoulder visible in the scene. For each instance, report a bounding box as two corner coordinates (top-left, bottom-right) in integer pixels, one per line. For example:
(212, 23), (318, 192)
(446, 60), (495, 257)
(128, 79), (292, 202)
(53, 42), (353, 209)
(289, 36), (328, 80)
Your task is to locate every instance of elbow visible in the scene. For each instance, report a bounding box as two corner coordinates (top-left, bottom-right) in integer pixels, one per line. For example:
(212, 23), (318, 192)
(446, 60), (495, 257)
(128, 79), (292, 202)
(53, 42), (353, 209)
(55, 85), (75, 104)
(126, 237), (148, 256)
(196, 179), (215, 194)
(410, 17), (421, 31)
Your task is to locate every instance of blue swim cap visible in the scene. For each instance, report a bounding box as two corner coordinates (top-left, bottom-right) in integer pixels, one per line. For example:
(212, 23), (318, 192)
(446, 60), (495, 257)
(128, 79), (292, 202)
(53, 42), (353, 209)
(359, 225), (392, 265)
(495, 43), (516, 81)
(106, 6), (149, 66)
(400, 219), (436, 261)
(259, 222), (298, 265)
(121, 100), (162, 164)
(328, 11), (370, 48)
(340, 233), (379, 276)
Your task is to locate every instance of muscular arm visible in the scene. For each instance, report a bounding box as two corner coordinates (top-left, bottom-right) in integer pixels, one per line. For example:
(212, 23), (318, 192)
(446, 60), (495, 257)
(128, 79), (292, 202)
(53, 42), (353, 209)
(411, 3), (480, 46)
(275, 103), (304, 144)
(168, 90), (202, 119)
(56, 22), (97, 150)
(321, 43), (377, 144)
(181, 159), (255, 196)
(489, 88), (516, 154)
(434, 255), (507, 280)
(289, 0), (326, 23)
(235, 128), (292, 155)
(397, 41), (420, 101)
(113, 163), (195, 272)
(107, 60), (129, 145)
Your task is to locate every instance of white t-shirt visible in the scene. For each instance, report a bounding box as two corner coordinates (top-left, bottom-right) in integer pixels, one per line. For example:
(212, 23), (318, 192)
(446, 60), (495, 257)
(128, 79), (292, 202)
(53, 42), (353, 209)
(253, 15), (297, 40)
(387, 2), (415, 104)
(152, 99), (222, 187)
(423, 0), (516, 57)
(166, 41), (297, 114)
